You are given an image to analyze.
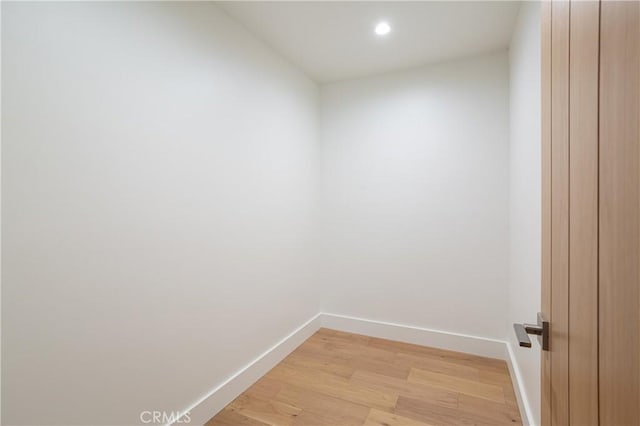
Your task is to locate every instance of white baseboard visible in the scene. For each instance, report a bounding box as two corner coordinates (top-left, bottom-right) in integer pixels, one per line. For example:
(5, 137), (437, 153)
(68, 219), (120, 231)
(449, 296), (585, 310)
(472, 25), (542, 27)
(176, 312), (533, 426)
(505, 341), (535, 426)
(321, 313), (507, 360)
(175, 313), (322, 425)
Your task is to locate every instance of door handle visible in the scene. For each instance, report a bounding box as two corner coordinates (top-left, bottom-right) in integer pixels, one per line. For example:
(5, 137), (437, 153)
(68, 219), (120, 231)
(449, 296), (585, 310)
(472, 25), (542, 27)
(513, 312), (549, 351)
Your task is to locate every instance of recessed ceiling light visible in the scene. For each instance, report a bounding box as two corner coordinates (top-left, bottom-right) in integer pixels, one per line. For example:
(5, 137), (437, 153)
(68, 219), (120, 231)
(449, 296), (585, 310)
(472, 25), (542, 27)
(375, 21), (391, 36)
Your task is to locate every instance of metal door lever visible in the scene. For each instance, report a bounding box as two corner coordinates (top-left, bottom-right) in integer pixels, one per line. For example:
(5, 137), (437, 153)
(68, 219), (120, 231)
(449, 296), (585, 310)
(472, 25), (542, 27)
(513, 312), (549, 351)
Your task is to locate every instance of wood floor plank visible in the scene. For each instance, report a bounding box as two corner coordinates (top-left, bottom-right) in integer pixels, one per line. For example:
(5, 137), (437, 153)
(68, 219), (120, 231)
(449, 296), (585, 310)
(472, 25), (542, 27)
(268, 363), (398, 411)
(227, 394), (301, 426)
(275, 384), (371, 426)
(477, 369), (513, 386)
(282, 353), (355, 379)
(395, 395), (508, 426)
(243, 377), (285, 400)
(206, 329), (522, 425)
(205, 409), (270, 426)
(500, 378), (520, 410)
(292, 408), (367, 426)
(311, 338), (397, 364)
(457, 394), (521, 424)
(293, 339), (411, 379)
(408, 368), (505, 403)
(368, 337), (508, 373)
(350, 369), (458, 409)
(364, 408), (434, 426)
(395, 352), (481, 381)
(316, 328), (371, 345)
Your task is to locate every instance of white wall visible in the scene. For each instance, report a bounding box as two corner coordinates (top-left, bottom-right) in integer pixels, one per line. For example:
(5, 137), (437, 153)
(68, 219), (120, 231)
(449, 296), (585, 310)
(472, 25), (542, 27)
(320, 52), (510, 340)
(507, 2), (541, 425)
(2, 2), (540, 424)
(1, 3), (319, 424)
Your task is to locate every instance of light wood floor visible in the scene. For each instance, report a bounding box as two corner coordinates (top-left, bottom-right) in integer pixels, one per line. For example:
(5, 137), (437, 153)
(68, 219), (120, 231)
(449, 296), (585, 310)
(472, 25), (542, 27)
(206, 328), (522, 426)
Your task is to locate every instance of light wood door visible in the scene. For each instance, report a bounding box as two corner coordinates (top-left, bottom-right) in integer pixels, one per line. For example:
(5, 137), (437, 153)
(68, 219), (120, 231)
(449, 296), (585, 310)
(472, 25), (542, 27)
(541, 1), (640, 425)
(599, 1), (640, 424)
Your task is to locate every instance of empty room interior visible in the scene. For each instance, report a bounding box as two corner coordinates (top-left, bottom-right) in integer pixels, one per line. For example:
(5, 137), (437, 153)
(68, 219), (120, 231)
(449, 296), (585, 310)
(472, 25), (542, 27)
(2, 1), (639, 426)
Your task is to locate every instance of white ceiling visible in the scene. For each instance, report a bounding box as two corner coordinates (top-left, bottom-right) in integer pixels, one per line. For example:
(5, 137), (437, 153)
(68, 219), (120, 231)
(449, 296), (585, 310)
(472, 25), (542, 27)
(219, 1), (521, 83)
